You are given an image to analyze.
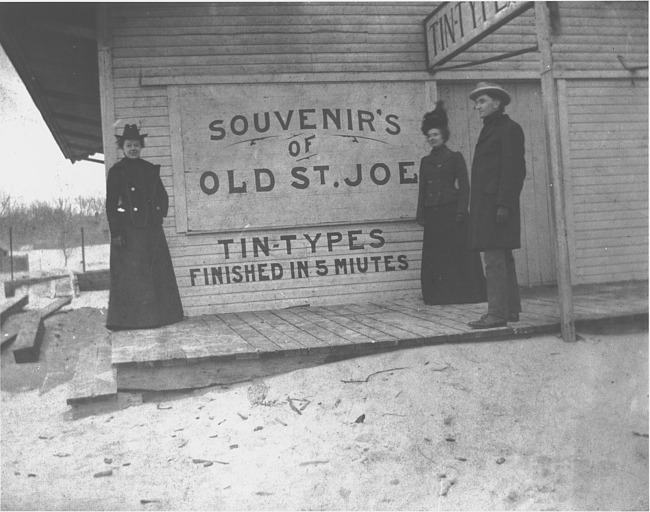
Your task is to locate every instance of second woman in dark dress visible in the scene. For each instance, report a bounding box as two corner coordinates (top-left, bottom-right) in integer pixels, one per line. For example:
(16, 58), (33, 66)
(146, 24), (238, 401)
(416, 102), (487, 305)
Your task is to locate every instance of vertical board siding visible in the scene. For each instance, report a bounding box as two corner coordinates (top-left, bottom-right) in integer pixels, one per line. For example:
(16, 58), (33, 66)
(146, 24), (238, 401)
(438, 81), (556, 288)
(566, 79), (648, 284)
(108, 2), (433, 315)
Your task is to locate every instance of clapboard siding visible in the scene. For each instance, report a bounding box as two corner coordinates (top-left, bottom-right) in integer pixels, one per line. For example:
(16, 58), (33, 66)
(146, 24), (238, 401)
(107, 1), (432, 315)
(433, 2), (647, 77)
(565, 78), (648, 284)
(554, 2), (648, 71)
(104, 2), (649, 316)
(109, 2), (433, 80)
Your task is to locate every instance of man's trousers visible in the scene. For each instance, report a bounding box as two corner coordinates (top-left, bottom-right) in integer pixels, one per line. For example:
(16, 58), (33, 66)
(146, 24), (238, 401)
(482, 249), (522, 320)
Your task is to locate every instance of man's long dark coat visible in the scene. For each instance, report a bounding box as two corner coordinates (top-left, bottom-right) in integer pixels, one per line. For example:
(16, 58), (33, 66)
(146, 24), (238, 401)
(468, 112), (526, 250)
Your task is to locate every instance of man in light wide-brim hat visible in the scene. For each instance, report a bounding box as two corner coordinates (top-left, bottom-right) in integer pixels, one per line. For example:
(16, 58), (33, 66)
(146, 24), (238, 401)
(466, 82), (526, 329)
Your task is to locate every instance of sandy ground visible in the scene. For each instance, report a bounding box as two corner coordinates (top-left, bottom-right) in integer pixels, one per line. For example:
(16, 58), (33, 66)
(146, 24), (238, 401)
(1, 298), (648, 511)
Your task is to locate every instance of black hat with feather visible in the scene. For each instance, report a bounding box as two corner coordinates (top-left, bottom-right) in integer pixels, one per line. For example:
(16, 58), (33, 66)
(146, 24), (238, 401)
(421, 101), (449, 136)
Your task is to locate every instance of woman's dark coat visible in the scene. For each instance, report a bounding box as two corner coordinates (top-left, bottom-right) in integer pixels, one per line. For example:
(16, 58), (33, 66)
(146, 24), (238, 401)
(105, 157), (183, 330)
(416, 145), (487, 305)
(416, 145), (469, 221)
(468, 112), (527, 250)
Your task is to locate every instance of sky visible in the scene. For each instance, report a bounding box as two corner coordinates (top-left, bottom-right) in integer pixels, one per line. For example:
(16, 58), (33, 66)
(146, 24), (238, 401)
(0, 45), (106, 206)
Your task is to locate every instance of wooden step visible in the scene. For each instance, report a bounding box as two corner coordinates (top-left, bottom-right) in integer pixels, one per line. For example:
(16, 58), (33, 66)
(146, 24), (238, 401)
(67, 332), (117, 405)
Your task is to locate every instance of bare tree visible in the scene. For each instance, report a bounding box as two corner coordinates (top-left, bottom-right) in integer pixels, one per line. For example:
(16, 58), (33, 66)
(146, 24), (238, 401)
(0, 190), (12, 218)
(53, 198), (75, 267)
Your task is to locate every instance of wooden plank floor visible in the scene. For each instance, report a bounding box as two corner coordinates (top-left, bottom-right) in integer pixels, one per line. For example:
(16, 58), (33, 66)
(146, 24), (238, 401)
(111, 281), (648, 368)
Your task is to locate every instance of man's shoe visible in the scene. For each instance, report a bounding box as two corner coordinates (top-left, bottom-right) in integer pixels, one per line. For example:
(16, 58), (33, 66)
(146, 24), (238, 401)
(468, 314), (507, 329)
(508, 313), (520, 322)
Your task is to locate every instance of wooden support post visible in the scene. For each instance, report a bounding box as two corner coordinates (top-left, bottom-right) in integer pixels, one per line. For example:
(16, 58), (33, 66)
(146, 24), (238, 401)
(96, 3), (116, 174)
(535, 2), (575, 342)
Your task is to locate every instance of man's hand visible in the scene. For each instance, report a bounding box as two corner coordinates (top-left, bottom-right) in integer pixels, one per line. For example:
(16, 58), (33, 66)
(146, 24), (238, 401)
(111, 235), (125, 248)
(496, 206), (510, 224)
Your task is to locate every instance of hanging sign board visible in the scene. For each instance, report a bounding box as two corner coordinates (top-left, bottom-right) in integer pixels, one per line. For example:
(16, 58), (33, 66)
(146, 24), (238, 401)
(424, 1), (534, 70)
(178, 82), (425, 233)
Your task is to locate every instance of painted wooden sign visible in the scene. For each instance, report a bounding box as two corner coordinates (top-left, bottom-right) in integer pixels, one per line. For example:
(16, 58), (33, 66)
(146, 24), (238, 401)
(177, 82), (425, 232)
(424, 1), (534, 69)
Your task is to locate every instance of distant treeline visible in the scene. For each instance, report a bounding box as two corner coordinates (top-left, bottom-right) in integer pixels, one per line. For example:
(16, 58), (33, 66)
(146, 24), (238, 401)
(1, 193), (109, 251)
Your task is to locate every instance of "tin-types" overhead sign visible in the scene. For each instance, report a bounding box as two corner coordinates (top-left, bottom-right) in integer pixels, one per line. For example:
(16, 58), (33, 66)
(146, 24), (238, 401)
(424, 1), (534, 70)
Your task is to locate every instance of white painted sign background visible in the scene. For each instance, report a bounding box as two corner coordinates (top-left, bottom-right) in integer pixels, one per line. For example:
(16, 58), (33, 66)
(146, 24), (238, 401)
(178, 82), (426, 232)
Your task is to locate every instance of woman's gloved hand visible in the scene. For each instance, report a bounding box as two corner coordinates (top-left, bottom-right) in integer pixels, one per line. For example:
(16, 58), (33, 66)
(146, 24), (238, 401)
(111, 235), (125, 248)
(496, 206), (510, 224)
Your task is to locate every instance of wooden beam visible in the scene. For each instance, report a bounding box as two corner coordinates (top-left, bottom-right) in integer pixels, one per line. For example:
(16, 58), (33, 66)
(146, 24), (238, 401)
(12, 311), (43, 363)
(76, 269), (110, 291)
(1, 295), (29, 323)
(4, 274), (68, 297)
(535, 2), (575, 342)
(12, 297), (72, 363)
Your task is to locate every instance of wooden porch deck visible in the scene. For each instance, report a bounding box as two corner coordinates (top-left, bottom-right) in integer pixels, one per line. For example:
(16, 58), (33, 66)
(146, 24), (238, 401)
(105, 281), (648, 392)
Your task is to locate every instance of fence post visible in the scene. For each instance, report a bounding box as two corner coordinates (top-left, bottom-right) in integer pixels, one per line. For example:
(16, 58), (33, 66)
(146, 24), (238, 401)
(9, 226), (14, 281)
(81, 227), (86, 273)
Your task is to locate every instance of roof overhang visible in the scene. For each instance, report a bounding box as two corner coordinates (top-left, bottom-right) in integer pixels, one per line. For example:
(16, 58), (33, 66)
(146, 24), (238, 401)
(0, 3), (103, 163)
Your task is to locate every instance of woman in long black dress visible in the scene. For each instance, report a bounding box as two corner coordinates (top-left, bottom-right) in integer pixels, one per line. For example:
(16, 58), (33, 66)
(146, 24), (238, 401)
(416, 102), (487, 305)
(105, 124), (184, 330)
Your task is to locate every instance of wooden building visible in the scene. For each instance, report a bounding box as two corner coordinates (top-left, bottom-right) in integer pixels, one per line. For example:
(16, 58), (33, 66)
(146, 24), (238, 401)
(1, 2), (647, 318)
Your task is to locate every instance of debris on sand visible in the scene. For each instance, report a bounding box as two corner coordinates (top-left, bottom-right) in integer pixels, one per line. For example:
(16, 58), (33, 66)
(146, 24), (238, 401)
(439, 477), (456, 496)
(496, 457), (506, 465)
(341, 367), (411, 384)
(93, 470), (113, 478)
(287, 398), (302, 415)
(247, 382), (269, 406)
(354, 414), (366, 424)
